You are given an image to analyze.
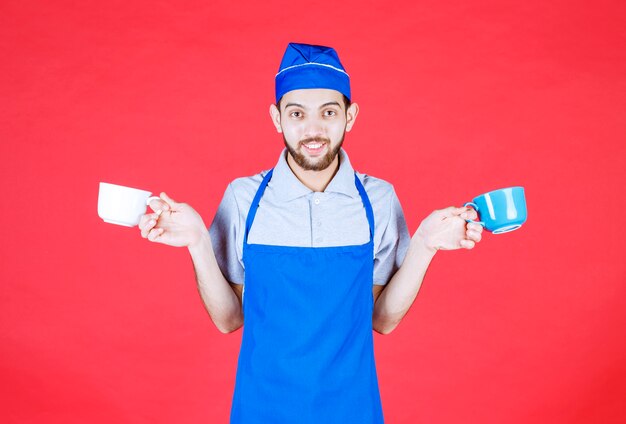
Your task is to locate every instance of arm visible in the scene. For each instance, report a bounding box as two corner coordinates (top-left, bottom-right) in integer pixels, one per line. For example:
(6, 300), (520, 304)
(140, 192), (244, 334)
(188, 234), (244, 334)
(372, 206), (483, 335)
(372, 234), (435, 334)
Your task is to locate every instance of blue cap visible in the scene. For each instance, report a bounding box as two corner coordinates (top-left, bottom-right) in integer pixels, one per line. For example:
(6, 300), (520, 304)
(275, 43), (351, 103)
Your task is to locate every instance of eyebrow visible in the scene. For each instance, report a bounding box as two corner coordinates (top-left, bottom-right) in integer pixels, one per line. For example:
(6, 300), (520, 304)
(283, 101), (342, 111)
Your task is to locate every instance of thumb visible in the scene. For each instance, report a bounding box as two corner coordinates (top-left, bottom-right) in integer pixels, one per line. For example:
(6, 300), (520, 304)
(441, 206), (466, 217)
(450, 206), (469, 217)
(159, 192), (180, 211)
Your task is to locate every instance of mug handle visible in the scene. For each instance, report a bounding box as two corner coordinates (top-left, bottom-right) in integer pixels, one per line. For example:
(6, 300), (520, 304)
(146, 195), (164, 216)
(463, 202), (485, 227)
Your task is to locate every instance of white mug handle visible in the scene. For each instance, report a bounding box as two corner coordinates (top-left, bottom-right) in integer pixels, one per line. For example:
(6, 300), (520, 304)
(146, 195), (163, 216)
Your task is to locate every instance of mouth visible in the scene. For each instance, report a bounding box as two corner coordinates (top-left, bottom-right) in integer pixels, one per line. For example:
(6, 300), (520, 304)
(301, 140), (328, 156)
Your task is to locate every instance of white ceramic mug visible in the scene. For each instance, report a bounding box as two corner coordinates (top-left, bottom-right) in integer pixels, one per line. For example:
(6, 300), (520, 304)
(98, 182), (160, 227)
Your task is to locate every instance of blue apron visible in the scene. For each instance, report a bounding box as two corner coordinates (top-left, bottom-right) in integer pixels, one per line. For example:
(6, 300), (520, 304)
(230, 168), (384, 424)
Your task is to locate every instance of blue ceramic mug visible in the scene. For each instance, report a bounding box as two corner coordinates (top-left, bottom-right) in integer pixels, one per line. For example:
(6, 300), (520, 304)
(464, 187), (527, 234)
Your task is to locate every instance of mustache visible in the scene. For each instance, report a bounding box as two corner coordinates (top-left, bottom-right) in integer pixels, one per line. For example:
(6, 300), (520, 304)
(299, 137), (330, 145)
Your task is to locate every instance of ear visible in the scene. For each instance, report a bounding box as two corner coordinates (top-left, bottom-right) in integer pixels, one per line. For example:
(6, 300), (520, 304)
(269, 103), (282, 133)
(345, 102), (359, 132)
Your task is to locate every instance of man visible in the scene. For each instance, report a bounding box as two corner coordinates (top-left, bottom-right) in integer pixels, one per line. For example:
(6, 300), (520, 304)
(139, 42), (483, 424)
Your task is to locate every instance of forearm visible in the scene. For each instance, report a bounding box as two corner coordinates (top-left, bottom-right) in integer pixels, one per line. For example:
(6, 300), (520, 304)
(372, 234), (436, 334)
(188, 232), (243, 333)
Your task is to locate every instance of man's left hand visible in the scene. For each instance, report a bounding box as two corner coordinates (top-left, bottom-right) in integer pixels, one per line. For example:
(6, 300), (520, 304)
(415, 206), (484, 252)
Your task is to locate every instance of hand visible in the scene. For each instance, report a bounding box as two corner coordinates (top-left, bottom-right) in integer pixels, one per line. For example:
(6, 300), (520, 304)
(138, 192), (207, 248)
(415, 206), (484, 252)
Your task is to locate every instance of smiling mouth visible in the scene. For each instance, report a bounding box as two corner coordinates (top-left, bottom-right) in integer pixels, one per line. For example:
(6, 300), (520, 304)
(301, 141), (327, 155)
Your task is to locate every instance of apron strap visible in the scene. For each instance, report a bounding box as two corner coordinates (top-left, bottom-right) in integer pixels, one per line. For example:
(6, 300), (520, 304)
(354, 173), (375, 242)
(244, 168), (274, 245)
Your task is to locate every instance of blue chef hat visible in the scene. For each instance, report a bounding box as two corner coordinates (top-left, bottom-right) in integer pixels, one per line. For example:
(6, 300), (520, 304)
(275, 42), (351, 103)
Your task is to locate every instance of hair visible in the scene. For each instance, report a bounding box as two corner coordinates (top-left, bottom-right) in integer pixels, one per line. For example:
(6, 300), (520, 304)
(276, 94), (351, 114)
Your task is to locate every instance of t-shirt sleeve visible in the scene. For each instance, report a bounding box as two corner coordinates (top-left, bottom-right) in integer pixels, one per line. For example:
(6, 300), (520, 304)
(208, 183), (245, 285)
(373, 188), (411, 285)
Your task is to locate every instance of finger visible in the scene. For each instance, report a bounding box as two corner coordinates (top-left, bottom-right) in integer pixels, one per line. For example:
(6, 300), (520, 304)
(460, 239), (475, 249)
(442, 206), (463, 217)
(139, 212), (160, 230)
(465, 209), (478, 221)
(147, 227), (165, 242)
(160, 192), (180, 211)
(466, 230), (482, 243)
(450, 206), (472, 218)
(140, 215), (160, 238)
(147, 198), (169, 214)
(462, 209), (478, 220)
(138, 214), (151, 231)
(467, 222), (483, 233)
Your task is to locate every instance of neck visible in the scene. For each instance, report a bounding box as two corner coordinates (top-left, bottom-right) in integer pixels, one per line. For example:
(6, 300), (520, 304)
(286, 152), (340, 192)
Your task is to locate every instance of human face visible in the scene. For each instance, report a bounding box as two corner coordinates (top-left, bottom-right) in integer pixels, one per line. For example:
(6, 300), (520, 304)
(271, 89), (358, 172)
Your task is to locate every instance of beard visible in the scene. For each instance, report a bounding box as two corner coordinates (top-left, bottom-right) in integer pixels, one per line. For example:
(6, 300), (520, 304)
(283, 132), (345, 171)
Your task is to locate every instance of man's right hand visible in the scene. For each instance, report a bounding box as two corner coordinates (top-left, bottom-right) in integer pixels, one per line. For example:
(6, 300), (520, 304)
(139, 192), (208, 248)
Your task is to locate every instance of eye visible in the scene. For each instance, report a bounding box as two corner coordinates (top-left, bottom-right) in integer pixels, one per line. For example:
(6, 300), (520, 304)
(289, 111), (303, 118)
(324, 110), (337, 117)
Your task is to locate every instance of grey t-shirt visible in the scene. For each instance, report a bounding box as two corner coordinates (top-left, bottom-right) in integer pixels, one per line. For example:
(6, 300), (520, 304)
(209, 148), (411, 286)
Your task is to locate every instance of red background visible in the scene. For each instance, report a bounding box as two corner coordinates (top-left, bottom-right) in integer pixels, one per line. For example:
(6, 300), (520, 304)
(1, 1), (625, 423)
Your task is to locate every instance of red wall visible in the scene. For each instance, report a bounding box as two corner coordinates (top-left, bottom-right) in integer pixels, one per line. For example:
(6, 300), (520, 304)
(2, 1), (625, 423)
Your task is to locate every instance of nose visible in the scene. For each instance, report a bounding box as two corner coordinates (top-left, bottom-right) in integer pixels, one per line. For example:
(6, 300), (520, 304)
(302, 116), (326, 139)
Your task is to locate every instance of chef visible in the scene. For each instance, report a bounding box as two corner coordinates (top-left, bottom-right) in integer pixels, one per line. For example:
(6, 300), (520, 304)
(139, 42), (483, 423)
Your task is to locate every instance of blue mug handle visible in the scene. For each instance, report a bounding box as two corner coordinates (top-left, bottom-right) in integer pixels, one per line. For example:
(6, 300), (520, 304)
(463, 202), (485, 227)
